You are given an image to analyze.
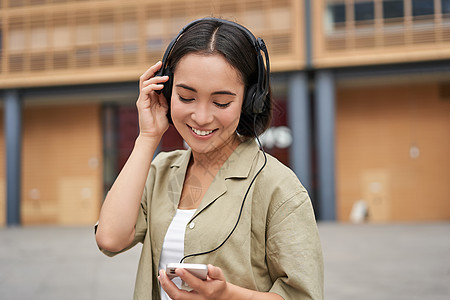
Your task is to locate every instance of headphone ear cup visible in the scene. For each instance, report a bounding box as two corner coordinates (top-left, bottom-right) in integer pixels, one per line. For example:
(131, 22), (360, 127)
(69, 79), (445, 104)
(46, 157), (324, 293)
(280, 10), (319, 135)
(252, 90), (264, 114)
(161, 69), (174, 124)
(244, 84), (265, 115)
(161, 69), (173, 101)
(244, 84), (258, 115)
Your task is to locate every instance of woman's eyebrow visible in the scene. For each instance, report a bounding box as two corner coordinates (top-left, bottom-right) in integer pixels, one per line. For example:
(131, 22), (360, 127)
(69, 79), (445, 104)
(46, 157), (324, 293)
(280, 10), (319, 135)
(212, 90), (236, 96)
(176, 83), (197, 92)
(175, 83), (236, 96)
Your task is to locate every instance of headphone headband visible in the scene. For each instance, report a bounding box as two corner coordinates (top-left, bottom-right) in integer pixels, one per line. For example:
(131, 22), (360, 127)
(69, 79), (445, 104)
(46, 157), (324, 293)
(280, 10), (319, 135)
(161, 18), (260, 66)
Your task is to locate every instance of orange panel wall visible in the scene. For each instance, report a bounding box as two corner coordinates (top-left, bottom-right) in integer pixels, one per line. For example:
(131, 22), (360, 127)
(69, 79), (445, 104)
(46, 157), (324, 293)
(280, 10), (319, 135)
(21, 103), (103, 225)
(336, 83), (450, 221)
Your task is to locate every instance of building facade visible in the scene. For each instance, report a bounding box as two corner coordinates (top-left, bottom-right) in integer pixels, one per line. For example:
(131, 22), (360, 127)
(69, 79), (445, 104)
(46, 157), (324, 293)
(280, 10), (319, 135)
(1, 0), (449, 225)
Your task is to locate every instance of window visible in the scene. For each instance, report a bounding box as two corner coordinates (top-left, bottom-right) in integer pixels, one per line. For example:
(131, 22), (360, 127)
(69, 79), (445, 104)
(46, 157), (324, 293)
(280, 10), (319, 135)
(354, 1), (375, 22)
(269, 7), (291, 31)
(30, 26), (47, 51)
(9, 29), (25, 52)
(146, 18), (164, 52)
(99, 21), (115, 43)
(122, 19), (138, 41)
(147, 39), (163, 52)
(442, 0), (450, 14)
(76, 23), (93, 46)
(244, 7), (265, 30)
(327, 3), (346, 28)
(329, 3), (346, 24)
(412, 0), (434, 16)
(53, 24), (70, 49)
(383, 0), (404, 19)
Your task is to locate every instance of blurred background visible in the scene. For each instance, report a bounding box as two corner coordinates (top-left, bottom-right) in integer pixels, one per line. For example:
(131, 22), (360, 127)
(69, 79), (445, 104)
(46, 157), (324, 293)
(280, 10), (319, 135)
(0, 1), (449, 299)
(1, 0), (449, 226)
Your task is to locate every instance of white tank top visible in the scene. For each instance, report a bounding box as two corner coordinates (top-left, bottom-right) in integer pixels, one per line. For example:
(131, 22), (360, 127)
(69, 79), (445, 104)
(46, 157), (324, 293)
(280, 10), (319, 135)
(159, 209), (196, 300)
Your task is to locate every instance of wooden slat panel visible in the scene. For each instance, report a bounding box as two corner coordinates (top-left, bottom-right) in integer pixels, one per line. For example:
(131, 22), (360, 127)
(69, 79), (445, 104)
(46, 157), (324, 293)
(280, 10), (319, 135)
(314, 0), (450, 67)
(0, 0), (305, 88)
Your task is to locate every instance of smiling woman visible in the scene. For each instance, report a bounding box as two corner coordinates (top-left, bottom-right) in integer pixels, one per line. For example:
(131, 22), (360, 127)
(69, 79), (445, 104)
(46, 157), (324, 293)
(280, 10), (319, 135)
(95, 17), (323, 300)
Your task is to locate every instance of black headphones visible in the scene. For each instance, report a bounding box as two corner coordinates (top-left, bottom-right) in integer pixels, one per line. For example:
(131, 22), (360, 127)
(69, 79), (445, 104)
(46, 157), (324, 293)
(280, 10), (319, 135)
(155, 17), (270, 123)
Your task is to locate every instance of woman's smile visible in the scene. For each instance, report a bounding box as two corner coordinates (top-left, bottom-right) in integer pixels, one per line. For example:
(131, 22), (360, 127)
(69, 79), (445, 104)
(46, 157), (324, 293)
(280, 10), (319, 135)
(189, 125), (216, 137)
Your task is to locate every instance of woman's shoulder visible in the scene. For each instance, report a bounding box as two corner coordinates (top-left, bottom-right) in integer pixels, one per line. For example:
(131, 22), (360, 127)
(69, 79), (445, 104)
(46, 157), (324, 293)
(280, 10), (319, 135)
(262, 153), (301, 183)
(151, 148), (189, 168)
(256, 152), (308, 201)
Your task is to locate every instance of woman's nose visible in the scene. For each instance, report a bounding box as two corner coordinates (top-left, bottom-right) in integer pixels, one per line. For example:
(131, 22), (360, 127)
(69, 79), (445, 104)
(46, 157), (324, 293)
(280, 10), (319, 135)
(191, 103), (214, 125)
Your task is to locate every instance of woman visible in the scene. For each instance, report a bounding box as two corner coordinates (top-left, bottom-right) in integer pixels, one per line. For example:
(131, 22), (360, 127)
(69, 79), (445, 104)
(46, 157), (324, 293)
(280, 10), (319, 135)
(95, 18), (323, 300)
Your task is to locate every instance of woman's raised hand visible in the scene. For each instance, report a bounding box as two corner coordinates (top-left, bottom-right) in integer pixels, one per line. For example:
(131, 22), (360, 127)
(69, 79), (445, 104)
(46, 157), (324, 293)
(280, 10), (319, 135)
(136, 61), (170, 141)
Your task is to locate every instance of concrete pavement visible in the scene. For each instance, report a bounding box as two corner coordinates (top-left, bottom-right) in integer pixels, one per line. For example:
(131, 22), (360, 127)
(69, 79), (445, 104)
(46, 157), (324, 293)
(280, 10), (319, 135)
(1, 222), (449, 299)
(319, 222), (450, 300)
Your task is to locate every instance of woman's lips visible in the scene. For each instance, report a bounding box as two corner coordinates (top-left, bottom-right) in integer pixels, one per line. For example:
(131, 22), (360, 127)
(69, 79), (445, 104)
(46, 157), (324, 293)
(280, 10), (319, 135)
(189, 125), (216, 136)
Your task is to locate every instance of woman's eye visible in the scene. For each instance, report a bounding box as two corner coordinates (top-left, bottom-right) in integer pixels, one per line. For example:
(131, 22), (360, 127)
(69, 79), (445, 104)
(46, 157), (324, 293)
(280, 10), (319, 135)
(179, 96), (194, 102)
(214, 102), (231, 108)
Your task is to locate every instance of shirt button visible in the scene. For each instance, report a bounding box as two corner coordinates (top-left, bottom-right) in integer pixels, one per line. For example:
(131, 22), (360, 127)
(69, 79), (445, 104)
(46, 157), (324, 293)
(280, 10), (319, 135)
(189, 222), (195, 229)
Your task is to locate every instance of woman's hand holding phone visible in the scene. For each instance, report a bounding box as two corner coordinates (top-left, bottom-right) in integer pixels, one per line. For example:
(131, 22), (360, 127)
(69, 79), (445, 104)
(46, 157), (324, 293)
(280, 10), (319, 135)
(159, 264), (229, 299)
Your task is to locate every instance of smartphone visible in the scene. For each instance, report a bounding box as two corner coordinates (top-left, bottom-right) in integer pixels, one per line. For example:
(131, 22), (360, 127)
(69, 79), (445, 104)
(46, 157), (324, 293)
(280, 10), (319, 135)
(166, 263), (208, 280)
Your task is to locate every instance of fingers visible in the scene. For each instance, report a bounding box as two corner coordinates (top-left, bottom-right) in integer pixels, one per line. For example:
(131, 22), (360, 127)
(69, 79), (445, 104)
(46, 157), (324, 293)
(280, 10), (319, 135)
(134, 62), (171, 139)
(139, 62), (169, 99)
(137, 61), (170, 108)
(141, 75), (169, 94)
(176, 267), (202, 285)
(159, 266), (227, 300)
(139, 61), (170, 92)
(206, 264), (226, 281)
(159, 269), (192, 300)
(158, 270), (179, 294)
(140, 61), (162, 84)
(176, 266), (225, 298)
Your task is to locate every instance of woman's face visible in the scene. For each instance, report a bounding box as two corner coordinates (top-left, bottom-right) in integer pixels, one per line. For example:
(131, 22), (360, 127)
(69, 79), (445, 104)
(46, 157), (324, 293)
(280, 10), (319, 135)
(170, 53), (245, 155)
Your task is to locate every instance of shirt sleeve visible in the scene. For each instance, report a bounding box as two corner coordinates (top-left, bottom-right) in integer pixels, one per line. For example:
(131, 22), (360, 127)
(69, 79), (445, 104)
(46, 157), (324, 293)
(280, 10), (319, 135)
(266, 189), (324, 300)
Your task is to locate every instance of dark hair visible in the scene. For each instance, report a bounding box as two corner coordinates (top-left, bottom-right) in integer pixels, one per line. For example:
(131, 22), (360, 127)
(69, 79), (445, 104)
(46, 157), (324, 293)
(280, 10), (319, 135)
(166, 18), (272, 137)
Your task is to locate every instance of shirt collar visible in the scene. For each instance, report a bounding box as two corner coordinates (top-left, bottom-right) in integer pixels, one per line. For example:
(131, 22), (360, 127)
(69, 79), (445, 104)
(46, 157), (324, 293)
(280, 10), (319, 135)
(220, 138), (260, 179)
(169, 138), (260, 180)
(170, 147), (191, 169)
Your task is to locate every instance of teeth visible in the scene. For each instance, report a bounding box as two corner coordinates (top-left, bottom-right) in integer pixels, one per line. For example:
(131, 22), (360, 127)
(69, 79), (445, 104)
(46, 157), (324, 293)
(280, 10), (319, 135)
(191, 127), (213, 136)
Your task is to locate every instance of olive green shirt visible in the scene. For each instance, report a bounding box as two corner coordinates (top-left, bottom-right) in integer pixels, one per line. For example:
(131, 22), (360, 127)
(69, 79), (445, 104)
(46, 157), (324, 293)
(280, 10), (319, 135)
(99, 139), (324, 299)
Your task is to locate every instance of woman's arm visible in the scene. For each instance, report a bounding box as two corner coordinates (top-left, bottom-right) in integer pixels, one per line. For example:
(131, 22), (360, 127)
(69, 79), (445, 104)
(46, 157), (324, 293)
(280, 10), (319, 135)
(95, 136), (158, 252)
(95, 61), (169, 252)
